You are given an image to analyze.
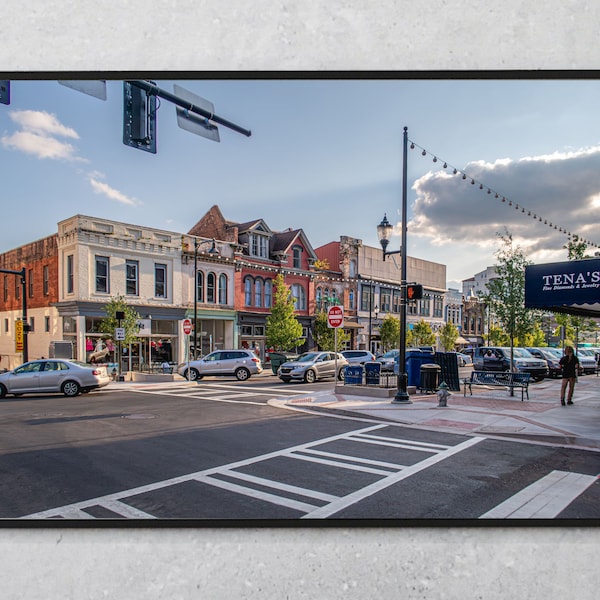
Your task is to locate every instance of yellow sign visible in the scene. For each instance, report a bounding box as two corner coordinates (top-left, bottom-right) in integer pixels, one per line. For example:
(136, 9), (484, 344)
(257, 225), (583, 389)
(15, 319), (23, 352)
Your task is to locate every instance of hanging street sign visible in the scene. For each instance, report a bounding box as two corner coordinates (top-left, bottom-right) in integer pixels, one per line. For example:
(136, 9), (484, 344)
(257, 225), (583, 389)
(115, 327), (126, 341)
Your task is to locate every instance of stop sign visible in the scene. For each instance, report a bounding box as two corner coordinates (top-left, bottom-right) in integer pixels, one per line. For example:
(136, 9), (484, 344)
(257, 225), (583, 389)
(327, 305), (344, 328)
(182, 319), (193, 335)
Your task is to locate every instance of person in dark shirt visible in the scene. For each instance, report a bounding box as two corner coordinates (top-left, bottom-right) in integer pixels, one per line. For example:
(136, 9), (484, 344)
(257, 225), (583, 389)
(559, 345), (580, 406)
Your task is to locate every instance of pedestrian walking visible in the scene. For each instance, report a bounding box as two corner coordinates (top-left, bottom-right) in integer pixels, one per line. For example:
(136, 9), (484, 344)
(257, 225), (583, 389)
(559, 345), (580, 406)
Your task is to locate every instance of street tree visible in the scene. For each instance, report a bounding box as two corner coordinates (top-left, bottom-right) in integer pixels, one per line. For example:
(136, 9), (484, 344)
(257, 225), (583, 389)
(438, 321), (459, 351)
(480, 232), (534, 369)
(379, 315), (400, 351)
(411, 319), (436, 347)
(98, 295), (142, 347)
(313, 311), (350, 351)
(265, 273), (304, 351)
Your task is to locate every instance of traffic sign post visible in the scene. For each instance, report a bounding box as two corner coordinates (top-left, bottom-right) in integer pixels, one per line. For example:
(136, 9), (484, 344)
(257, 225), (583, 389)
(327, 306), (344, 383)
(182, 319), (193, 379)
(182, 319), (193, 335)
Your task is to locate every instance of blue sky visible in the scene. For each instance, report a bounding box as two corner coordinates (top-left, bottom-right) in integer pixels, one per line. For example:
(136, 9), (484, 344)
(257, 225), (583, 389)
(1, 77), (599, 290)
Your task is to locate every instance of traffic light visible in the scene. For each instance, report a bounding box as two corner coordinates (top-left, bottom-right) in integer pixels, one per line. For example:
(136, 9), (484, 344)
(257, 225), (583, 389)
(406, 284), (423, 300)
(123, 82), (157, 153)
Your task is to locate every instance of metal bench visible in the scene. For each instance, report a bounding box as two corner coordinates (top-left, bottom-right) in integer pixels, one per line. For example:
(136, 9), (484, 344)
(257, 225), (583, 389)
(463, 370), (531, 401)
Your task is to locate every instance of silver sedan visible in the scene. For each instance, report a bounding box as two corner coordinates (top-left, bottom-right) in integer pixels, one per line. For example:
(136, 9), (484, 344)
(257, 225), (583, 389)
(277, 352), (349, 384)
(0, 359), (110, 398)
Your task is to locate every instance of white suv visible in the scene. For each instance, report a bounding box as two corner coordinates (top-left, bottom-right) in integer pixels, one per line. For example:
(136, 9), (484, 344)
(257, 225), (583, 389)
(178, 350), (262, 381)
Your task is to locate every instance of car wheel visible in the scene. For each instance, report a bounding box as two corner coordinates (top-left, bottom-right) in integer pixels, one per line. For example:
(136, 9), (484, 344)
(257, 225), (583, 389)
(304, 369), (316, 384)
(337, 368), (345, 381)
(235, 367), (250, 381)
(62, 380), (81, 397)
(0, 384), (6, 398)
(187, 368), (200, 381)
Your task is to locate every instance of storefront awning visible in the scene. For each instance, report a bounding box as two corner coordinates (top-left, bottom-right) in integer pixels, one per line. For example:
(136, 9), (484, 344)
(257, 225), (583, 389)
(525, 258), (600, 317)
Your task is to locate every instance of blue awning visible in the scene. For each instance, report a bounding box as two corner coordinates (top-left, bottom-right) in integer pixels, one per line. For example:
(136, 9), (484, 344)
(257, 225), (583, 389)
(525, 258), (600, 317)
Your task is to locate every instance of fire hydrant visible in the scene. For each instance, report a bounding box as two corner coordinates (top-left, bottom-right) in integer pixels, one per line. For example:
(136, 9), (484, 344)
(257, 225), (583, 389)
(436, 381), (450, 407)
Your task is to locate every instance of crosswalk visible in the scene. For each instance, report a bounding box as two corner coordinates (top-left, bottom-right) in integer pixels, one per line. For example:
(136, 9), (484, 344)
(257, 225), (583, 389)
(119, 381), (305, 406)
(23, 424), (484, 519)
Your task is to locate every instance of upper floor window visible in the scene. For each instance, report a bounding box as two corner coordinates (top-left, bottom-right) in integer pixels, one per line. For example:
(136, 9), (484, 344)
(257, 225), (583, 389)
(28, 269), (34, 298)
(360, 285), (373, 312)
(154, 263), (167, 298)
(254, 278), (263, 307)
(244, 276), (253, 306)
(196, 271), (204, 303)
(380, 288), (391, 313)
(349, 259), (357, 278)
(95, 256), (109, 293)
(316, 287), (323, 311)
(66, 255), (74, 294)
(292, 246), (302, 269)
(207, 272), (216, 303)
(3, 276), (7, 302)
(291, 283), (306, 310)
(126, 260), (139, 296)
(219, 274), (228, 305)
(250, 233), (268, 258)
(349, 289), (355, 311)
(43, 265), (49, 296)
(264, 279), (272, 308)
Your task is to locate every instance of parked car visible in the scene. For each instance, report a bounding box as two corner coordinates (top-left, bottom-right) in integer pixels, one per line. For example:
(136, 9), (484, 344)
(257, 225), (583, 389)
(456, 352), (473, 367)
(525, 347), (563, 378)
(177, 349), (262, 381)
(472, 346), (548, 381)
(277, 351), (348, 383)
(376, 349), (399, 372)
(576, 348), (597, 375)
(340, 350), (376, 365)
(0, 359), (110, 398)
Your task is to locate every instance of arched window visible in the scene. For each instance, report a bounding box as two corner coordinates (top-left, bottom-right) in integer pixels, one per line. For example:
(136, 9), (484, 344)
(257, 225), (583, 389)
(264, 279), (272, 308)
(316, 287), (323, 311)
(218, 273), (228, 305)
(254, 278), (263, 307)
(291, 283), (306, 310)
(196, 271), (204, 303)
(323, 287), (330, 310)
(207, 272), (216, 303)
(349, 259), (357, 278)
(244, 276), (253, 306)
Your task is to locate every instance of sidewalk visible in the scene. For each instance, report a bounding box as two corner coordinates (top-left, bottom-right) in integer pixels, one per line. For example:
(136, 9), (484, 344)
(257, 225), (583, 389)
(272, 374), (600, 451)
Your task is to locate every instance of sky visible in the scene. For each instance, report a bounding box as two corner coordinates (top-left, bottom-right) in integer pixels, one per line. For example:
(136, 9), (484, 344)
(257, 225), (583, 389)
(1, 76), (599, 290)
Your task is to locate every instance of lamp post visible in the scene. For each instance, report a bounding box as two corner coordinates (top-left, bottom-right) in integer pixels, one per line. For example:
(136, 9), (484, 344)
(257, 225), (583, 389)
(377, 126), (411, 404)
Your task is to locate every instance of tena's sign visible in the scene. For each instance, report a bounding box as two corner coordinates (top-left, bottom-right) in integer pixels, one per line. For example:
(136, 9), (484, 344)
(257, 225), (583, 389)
(524, 258), (600, 317)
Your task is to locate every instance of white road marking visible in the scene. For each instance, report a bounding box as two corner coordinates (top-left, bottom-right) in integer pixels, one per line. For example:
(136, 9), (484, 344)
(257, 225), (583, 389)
(302, 436), (485, 519)
(100, 499), (156, 519)
(480, 470), (597, 518)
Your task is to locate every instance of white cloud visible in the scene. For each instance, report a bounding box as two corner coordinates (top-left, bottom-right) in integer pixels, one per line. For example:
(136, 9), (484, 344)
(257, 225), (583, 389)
(1, 109), (84, 162)
(8, 110), (79, 139)
(408, 145), (600, 269)
(88, 175), (141, 207)
(1, 130), (84, 161)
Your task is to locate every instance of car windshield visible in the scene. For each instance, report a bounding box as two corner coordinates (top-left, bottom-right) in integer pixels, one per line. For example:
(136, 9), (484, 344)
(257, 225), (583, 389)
(510, 348), (533, 358)
(382, 350), (399, 358)
(296, 352), (321, 363)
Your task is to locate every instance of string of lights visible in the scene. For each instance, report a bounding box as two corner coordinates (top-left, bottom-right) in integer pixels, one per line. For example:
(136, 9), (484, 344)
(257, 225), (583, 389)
(408, 138), (600, 249)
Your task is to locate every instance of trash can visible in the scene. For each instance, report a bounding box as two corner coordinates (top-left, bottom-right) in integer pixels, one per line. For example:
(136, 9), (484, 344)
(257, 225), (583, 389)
(269, 352), (298, 374)
(405, 352), (423, 387)
(364, 362), (381, 385)
(344, 365), (364, 385)
(420, 363), (441, 392)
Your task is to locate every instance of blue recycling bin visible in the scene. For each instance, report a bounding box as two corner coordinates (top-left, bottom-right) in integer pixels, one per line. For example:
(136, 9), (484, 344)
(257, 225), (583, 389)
(364, 362), (381, 385)
(395, 349), (436, 387)
(344, 365), (363, 385)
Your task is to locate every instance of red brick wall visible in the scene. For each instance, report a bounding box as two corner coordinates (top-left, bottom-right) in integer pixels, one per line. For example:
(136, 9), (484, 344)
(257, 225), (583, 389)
(0, 235), (59, 310)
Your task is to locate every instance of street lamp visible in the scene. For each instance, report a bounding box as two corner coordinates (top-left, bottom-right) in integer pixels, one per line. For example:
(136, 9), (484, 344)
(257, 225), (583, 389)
(377, 126), (411, 404)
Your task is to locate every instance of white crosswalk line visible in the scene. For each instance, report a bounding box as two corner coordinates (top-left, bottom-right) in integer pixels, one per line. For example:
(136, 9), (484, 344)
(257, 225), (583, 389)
(480, 470), (598, 518)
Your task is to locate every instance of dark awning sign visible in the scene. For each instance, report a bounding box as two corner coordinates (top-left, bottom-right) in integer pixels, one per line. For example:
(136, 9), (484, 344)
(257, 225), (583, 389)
(525, 258), (600, 317)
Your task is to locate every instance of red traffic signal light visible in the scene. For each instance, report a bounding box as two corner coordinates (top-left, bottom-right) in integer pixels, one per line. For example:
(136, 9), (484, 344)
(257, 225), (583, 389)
(406, 284), (423, 300)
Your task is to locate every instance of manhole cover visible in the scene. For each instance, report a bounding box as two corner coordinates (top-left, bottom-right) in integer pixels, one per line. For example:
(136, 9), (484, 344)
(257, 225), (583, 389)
(122, 413), (156, 420)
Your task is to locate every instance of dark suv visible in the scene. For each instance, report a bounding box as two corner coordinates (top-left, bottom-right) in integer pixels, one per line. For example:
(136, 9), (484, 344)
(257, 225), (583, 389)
(473, 347), (548, 381)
